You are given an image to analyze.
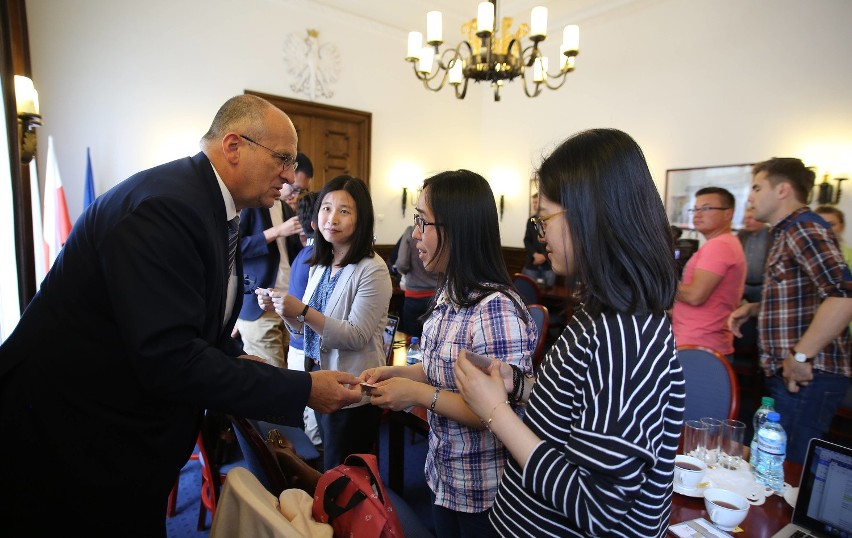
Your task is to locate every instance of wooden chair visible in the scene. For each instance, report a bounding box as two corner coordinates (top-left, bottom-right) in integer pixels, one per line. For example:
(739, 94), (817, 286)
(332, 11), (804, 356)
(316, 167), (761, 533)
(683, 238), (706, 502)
(166, 452), (199, 517)
(526, 303), (550, 371)
(677, 345), (740, 422)
(196, 417), (246, 530)
(511, 273), (541, 305)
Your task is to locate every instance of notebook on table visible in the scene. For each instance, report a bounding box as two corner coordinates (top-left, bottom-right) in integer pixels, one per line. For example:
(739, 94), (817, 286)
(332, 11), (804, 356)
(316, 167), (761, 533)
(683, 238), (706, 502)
(382, 314), (399, 364)
(771, 438), (852, 538)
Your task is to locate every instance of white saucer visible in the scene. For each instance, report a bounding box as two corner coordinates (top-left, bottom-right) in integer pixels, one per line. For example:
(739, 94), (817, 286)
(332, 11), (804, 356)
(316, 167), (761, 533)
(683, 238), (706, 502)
(673, 481), (710, 497)
(783, 483), (799, 508)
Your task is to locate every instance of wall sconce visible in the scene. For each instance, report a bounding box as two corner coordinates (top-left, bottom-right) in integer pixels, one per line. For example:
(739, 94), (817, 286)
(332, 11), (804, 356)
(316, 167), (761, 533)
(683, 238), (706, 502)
(401, 187), (420, 217)
(815, 173), (848, 205)
(14, 75), (41, 165)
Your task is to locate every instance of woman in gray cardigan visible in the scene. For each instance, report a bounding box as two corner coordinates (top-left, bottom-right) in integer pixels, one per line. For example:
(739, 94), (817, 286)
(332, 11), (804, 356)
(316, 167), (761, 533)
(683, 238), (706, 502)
(259, 175), (392, 470)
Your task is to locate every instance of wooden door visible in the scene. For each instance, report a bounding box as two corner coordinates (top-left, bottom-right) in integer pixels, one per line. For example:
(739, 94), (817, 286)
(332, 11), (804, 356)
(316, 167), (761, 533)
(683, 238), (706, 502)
(245, 91), (371, 190)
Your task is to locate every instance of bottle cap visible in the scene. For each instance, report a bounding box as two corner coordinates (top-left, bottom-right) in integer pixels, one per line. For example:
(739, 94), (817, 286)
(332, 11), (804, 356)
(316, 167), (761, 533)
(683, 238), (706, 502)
(410, 337), (419, 345)
(761, 396), (775, 407)
(766, 411), (780, 422)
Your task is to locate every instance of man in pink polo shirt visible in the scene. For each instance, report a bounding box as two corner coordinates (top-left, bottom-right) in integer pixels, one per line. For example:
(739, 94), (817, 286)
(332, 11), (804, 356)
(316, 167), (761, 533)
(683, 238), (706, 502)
(673, 187), (746, 356)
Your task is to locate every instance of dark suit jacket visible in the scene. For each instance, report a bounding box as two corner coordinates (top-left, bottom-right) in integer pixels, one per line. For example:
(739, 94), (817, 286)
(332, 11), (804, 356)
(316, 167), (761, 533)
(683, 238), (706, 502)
(0, 152), (311, 534)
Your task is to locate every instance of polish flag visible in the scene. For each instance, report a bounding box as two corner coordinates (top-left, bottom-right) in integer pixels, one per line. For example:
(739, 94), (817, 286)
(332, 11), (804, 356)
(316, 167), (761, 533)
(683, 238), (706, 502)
(43, 135), (72, 271)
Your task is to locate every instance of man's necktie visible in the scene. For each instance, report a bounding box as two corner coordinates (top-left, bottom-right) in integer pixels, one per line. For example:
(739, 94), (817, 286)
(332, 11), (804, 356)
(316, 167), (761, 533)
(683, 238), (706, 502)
(227, 216), (240, 278)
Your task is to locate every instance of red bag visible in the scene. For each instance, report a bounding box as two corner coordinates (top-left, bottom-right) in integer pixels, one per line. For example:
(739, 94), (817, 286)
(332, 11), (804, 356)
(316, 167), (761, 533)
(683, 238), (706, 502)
(312, 453), (404, 538)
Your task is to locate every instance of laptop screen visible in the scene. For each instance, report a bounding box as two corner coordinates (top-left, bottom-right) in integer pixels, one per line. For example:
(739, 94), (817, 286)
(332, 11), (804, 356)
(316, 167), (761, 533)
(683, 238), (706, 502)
(793, 439), (852, 536)
(383, 314), (399, 363)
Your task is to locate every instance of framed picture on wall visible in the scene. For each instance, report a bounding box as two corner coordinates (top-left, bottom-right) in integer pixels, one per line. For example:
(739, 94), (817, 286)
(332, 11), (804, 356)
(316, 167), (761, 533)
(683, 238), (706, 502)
(665, 164), (753, 229)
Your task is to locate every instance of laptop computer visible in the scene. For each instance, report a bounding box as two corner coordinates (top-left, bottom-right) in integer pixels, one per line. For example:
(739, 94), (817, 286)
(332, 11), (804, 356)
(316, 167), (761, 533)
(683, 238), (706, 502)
(382, 314), (399, 364)
(771, 438), (852, 538)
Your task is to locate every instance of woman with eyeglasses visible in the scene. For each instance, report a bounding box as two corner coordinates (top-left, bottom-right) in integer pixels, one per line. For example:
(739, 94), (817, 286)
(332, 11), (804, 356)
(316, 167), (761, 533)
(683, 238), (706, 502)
(258, 175), (392, 471)
(454, 129), (684, 538)
(361, 170), (536, 538)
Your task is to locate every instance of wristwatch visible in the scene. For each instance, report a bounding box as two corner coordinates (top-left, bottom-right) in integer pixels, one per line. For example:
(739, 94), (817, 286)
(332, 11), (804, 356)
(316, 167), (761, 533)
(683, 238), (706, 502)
(791, 349), (812, 363)
(296, 304), (310, 323)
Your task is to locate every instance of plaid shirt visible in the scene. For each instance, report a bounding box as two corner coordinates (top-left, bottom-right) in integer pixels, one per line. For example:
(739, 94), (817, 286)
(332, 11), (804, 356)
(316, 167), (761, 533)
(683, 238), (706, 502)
(758, 207), (852, 376)
(421, 287), (536, 513)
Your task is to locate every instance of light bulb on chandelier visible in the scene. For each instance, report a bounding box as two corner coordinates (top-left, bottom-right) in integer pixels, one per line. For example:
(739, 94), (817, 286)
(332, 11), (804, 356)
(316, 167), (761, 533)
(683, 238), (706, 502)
(405, 1), (579, 101)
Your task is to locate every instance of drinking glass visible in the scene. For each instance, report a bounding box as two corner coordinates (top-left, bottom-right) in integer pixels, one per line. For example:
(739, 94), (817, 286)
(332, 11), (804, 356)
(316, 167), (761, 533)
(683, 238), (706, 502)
(683, 420), (709, 460)
(720, 419), (746, 470)
(700, 417), (724, 466)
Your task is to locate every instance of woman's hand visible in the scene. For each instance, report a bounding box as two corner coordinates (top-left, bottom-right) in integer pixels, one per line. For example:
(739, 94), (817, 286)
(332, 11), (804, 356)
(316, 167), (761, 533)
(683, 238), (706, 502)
(454, 350), (509, 420)
(256, 288), (279, 312)
(270, 292), (303, 319)
(359, 365), (395, 384)
(368, 378), (419, 411)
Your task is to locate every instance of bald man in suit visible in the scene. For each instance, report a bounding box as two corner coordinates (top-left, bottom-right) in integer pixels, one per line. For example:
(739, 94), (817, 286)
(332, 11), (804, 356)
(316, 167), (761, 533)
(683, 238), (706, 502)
(0, 94), (361, 535)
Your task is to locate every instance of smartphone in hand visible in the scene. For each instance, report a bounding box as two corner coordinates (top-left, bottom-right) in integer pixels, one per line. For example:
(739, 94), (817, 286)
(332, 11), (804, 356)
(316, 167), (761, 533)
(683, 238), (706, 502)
(464, 350), (493, 371)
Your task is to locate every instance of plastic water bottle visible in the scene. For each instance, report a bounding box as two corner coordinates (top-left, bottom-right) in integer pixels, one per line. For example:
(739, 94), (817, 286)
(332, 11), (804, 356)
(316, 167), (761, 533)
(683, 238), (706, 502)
(754, 411), (786, 493)
(406, 337), (421, 365)
(749, 396), (775, 468)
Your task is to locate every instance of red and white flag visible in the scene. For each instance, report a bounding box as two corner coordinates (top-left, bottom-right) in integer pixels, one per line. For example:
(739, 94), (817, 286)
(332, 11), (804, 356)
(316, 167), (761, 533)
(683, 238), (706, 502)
(43, 135), (71, 271)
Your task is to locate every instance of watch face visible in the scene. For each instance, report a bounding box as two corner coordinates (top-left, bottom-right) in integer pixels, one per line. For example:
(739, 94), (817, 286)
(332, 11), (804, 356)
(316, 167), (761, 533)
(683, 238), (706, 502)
(794, 352), (808, 363)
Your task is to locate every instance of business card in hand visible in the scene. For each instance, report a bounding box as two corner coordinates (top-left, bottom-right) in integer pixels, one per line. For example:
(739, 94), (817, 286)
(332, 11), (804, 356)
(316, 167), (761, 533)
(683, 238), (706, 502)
(360, 382), (377, 395)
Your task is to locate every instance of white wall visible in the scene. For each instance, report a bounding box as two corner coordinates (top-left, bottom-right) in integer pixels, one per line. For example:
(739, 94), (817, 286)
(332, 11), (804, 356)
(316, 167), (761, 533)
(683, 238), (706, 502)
(24, 0), (852, 247)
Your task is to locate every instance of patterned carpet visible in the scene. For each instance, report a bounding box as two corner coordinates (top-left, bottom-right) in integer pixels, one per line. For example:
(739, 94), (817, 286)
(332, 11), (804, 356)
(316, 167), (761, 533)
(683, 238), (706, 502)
(165, 418), (434, 537)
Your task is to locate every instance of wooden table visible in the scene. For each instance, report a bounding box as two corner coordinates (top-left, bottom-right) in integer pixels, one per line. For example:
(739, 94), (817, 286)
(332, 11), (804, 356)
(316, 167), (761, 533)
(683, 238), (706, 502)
(669, 460), (802, 537)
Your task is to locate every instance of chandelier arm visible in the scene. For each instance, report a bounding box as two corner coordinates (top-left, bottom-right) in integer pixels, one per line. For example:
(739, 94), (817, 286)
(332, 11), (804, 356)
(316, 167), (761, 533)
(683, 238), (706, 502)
(437, 47), (464, 72)
(454, 76), (469, 99)
(422, 70), (450, 92)
(517, 40), (539, 68)
(521, 73), (543, 98)
(411, 59), (452, 92)
(542, 70), (570, 90)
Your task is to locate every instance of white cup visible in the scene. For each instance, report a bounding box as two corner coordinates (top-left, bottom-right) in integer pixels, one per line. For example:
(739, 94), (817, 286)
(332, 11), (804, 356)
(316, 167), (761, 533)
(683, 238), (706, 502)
(674, 454), (707, 490)
(703, 488), (750, 530)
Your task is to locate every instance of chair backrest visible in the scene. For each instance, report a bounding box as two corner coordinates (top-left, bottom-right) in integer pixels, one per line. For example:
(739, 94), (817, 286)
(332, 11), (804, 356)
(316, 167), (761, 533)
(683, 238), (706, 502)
(677, 345), (740, 421)
(229, 416), (290, 496)
(512, 273), (541, 304)
(526, 303), (549, 370)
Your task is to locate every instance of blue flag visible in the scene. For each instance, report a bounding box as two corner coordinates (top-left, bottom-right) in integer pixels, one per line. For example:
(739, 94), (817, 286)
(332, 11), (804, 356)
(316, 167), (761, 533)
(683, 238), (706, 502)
(84, 147), (95, 209)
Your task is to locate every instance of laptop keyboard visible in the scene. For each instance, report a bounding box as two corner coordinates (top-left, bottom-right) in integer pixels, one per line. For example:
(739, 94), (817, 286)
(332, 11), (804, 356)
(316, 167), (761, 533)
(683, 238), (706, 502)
(790, 531), (812, 538)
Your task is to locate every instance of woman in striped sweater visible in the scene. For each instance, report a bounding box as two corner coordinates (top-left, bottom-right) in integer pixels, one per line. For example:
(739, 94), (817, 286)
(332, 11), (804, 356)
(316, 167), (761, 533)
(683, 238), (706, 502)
(456, 128), (685, 537)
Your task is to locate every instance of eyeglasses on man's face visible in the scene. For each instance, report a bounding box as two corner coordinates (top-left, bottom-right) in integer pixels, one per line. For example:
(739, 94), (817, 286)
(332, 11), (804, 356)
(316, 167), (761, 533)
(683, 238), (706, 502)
(239, 134), (298, 171)
(413, 213), (439, 234)
(531, 210), (566, 237)
(687, 206), (730, 214)
(283, 185), (305, 199)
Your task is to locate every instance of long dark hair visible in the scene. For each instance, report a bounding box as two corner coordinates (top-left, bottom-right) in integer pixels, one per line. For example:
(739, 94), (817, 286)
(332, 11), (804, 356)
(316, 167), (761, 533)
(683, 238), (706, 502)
(422, 170), (524, 316)
(310, 175), (375, 267)
(537, 128), (677, 316)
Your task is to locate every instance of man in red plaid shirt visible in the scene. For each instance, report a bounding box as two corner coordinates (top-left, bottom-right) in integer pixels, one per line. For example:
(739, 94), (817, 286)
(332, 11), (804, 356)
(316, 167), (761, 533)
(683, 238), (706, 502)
(729, 157), (852, 464)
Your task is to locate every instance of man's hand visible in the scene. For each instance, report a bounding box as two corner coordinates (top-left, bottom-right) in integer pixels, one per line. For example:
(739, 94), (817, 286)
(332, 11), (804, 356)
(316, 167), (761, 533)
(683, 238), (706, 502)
(728, 302), (759, 338)
(277, 216), (303, 238)
(532, 253), (547, 266)
(782, 353), (814, 393)
(307, 370), (362, 413)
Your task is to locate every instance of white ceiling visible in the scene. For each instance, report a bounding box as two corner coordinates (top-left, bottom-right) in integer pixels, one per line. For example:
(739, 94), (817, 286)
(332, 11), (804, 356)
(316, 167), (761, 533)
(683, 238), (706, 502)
(306, 0), (626, 35)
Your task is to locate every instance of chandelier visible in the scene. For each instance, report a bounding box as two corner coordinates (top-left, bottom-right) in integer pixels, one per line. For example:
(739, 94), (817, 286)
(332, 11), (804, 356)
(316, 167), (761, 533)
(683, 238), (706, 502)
(405, 1), (579, 101)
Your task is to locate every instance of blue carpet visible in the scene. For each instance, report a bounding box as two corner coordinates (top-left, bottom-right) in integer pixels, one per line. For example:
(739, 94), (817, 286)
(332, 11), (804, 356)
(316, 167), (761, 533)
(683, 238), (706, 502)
(166, 418), (434, 537)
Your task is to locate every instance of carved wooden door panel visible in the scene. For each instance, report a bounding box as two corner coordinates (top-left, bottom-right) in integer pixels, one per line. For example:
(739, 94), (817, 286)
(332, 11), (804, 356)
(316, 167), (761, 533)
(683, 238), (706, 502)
(246, 91), (371, 190)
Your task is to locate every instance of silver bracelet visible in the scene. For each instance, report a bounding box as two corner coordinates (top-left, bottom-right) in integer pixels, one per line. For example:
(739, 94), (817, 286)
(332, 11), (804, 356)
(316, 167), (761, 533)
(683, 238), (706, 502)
(429, 387), (440, 411)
